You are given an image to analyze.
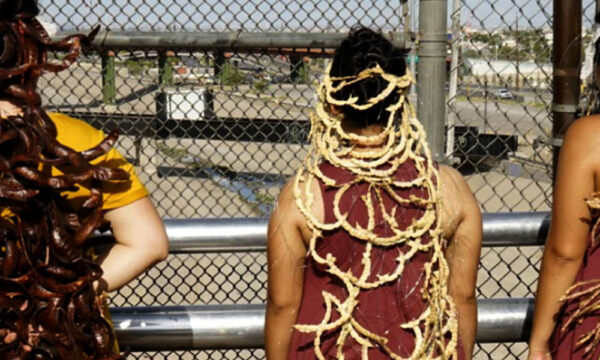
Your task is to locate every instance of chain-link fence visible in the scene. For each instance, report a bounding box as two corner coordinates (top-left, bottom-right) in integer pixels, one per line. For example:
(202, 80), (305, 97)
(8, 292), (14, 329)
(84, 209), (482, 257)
(33, 0), (596, 359)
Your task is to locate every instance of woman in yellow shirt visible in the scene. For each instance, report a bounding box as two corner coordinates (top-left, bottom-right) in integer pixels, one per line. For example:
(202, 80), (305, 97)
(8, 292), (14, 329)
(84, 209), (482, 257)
(0, 101), (169, 296)
(0, 1), (168, 357)
(0, 102), (169, 357)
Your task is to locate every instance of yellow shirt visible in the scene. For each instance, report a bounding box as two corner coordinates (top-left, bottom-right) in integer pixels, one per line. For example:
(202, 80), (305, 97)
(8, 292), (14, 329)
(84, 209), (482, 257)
(1, 112), (149, 219)
(0, 113), (143, 354)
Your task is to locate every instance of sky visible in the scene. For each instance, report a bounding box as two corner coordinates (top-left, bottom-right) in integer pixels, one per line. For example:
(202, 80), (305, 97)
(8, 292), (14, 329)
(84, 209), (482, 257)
(38, 0), (598, 32)
(39, 0), (404, 31)
(456, 0), (596, 29)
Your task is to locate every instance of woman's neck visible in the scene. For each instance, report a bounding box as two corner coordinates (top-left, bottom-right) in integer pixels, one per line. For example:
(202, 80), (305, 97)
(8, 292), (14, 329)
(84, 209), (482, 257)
(342, 121), (386, 149)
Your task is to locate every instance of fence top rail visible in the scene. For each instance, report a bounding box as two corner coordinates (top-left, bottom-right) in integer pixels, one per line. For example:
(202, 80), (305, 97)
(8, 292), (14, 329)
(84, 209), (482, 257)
(111, 298), (534, 350)
(161, 212), (550, 253)
(52, 31), (410, 51)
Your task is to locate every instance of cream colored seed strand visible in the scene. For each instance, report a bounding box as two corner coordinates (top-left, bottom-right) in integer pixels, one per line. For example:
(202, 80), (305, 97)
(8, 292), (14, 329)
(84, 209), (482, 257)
(293, 63), (458, 359)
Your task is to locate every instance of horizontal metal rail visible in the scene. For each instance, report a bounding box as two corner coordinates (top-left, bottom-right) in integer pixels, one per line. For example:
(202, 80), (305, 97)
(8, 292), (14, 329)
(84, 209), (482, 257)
(53, 31), (410, 50)
(482, 211), (550, 247)
(112, 304), (265, 351)
(165, 212), (550, 253)
(166, 218), (268, 253)
(112, 298), (534, 350)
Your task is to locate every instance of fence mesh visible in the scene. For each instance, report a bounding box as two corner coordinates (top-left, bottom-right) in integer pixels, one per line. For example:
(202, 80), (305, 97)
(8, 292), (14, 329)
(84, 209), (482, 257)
(449, 1), (597, 358)
(33, 0), (597, 359)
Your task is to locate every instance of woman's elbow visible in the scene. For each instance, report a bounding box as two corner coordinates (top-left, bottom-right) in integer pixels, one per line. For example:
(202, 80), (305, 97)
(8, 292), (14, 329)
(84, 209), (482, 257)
(147, 216), (169, 262)
(267, 293), (301, 315)
(154, 243), (169, 262)
(546, 244), (585, 265)
(143, 225), (169, 263)
(266, 302), (300, 323)
(152, 234), (169, 263)
(450, 291), (477, 306)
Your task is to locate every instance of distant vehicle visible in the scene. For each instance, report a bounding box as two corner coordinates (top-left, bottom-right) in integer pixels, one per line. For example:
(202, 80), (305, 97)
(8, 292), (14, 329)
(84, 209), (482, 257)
(272, 74), (292, 84)
(182, 57), (201, 68)
(494, 89), (514, 100)
(229, 56), (264, 72)
(245, 71), (272, 84)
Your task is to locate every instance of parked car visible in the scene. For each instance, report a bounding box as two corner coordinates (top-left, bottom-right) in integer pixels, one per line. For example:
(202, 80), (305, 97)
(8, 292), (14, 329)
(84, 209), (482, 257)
(494, 89), (514, 100)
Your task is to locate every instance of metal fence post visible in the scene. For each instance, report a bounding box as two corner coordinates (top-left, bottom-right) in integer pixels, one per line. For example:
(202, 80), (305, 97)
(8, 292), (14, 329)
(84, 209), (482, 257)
(417, 0), (448, 161)
(446, 0), (461, 157)
(158, 50), (175, 87)
(101, 50), (116, 105)
(214, 51), (225, 85)
(551, 0), (581, 179)
(407, 0), (418, 96)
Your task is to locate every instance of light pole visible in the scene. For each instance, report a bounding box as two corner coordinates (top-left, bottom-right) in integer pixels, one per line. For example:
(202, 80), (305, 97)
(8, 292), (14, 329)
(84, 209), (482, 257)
(409, 0), (418, 96)
(515, 9), (519, 91)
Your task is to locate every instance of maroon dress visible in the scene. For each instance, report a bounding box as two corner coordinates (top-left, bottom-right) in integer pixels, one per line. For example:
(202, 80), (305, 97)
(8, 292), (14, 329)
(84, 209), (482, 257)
(550, 214), (600, 359)
(287, 161), (464, 359)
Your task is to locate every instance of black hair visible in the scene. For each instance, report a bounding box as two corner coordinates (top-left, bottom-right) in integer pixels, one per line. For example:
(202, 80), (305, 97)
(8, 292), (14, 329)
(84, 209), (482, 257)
(0, 0), (39, 21)
(595, 13), (600, 65)
(329, 27), (408, 128)
(586, 13), (600, 115)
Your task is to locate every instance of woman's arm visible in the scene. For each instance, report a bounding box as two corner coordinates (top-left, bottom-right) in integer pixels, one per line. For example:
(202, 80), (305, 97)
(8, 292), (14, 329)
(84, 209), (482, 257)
(528, 116), (599, 360)
(441, 166), (482, 359)
(0, 102), (169, 292)
(265, 181), (307, 360)
(98, 196), (169, 292)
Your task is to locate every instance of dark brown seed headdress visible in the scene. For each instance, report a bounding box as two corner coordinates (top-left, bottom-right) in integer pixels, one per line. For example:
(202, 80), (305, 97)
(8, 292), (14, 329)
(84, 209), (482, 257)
(0, 8), (127, 360)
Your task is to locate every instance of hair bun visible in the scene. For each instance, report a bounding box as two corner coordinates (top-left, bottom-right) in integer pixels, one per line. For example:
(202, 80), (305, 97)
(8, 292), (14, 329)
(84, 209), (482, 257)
(0, 0), (40, 21)
(328, 27), (408, 128)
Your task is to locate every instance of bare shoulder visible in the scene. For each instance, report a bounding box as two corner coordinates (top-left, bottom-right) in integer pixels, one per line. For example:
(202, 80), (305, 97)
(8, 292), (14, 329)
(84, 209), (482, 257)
(559, 115), (600, 175)
(564, 115), (600, 154)
(272, 177), (302, 224)
(437, 164), (480, 238)
(566, 114), (600, 135)
(270, 175), (321, 243)
(438, 164), (472, 201)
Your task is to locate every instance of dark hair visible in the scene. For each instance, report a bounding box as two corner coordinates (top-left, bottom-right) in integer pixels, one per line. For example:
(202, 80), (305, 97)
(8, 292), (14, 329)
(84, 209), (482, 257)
(329, 27), (408, 128)
(0, 0), (39, 21)
(586, 13), (600, 115)
(595, 13), (600, 66)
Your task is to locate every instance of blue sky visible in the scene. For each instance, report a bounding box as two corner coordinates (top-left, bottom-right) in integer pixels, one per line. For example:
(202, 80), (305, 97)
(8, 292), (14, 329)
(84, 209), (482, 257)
(457, 0), (596, 29)
(39, 0), (403, 31)
(38, 0), (597, 31)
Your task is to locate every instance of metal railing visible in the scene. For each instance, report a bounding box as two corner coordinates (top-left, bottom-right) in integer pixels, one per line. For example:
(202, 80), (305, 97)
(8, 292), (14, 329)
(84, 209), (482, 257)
(109, 212), (546, 351)
(112, 298), (534, 351)
(163, 211), (550, 252)
(53, 31), (410, 50)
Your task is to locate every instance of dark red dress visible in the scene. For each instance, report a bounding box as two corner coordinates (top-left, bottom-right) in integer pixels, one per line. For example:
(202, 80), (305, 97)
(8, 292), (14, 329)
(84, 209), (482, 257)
(550, 214), (600, 359)
(287, 161), (464, 359)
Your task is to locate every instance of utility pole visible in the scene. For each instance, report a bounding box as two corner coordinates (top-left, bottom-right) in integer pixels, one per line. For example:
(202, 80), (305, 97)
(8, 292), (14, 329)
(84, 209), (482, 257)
(408, 0), (418, 96)
(551, 0), (581, 180)
(418, 0), (448, 160)
(484, 78), (489, 132)
(515, 9), (519, 91)
(446, 0), (461, 158)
